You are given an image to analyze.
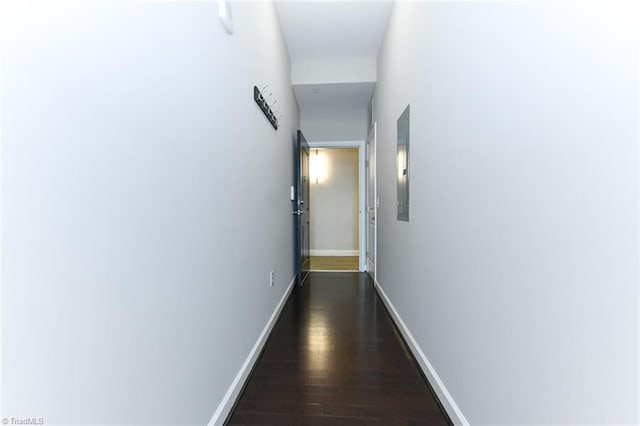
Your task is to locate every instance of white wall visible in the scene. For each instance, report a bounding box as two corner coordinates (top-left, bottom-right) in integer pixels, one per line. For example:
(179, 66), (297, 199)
(291, 56), (376, 85)
(1, 1), (298, 424)
(301, 108), (368, 142)
(375, 1), (639, 424)
(310, 149), (359, 254)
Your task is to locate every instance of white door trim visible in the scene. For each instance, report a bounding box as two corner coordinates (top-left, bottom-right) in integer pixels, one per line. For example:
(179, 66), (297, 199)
(307, 140), (366, 272)
(366, 123), (377, 279)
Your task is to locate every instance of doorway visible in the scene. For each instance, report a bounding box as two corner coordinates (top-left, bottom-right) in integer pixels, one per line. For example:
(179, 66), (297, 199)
(366, 123), (377, 279)
(294, 131), (311, 285)
(307, 141), (366, 271)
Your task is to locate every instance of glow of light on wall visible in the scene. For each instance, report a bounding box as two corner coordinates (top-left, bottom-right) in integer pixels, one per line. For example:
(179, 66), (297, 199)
(309, 149), (329, 184)
(397, 148), (407, 181)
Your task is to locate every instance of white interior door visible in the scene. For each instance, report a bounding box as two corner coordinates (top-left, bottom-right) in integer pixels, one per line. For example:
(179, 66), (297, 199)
(366, 123), (377, 278)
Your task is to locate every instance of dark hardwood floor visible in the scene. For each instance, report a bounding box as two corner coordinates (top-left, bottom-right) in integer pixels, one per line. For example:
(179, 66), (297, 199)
(227, 272), (451, 425)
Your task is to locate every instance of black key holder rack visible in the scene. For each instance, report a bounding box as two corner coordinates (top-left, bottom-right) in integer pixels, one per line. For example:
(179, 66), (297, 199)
(254, 85), (281, 130)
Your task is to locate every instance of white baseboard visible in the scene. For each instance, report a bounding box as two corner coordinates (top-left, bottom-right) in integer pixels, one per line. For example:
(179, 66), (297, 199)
(372, 278), (469, 426)
(309, 249), (359, 256)
(208, 275), (296, 426)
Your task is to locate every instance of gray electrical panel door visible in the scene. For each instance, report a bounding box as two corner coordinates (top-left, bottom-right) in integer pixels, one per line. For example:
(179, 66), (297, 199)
(397, 105), (410, 221)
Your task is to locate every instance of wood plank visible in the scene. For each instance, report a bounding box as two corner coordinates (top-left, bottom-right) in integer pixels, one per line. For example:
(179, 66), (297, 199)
(226, 272), (451, 425)
(309, 256), (359, 271)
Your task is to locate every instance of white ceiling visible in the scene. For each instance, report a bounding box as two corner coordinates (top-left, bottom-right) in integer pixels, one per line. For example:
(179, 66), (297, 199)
(275, 1), (393, 113)
(293, 82), (375, 112)
(274, 1), (394, 60)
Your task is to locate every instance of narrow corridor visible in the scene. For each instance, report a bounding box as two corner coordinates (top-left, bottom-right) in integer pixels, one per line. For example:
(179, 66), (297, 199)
(227, 273), (450, 425)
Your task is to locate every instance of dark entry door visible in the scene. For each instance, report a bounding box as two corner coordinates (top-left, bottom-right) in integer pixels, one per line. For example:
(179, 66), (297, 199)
(294, 130), (310, 285)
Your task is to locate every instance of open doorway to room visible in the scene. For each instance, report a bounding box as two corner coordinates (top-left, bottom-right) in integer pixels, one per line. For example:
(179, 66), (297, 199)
(308, 145), (364, 271)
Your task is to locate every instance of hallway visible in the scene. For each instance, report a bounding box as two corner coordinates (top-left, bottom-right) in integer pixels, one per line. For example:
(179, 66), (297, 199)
(2, 1), (639, 424)
(228, 273), (449, 425)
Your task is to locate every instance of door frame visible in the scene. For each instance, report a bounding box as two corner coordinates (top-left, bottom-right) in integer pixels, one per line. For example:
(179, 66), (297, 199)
(294, 131), (311, 285)
(366, 123), (377, 279)
(307, 140), (366, 272)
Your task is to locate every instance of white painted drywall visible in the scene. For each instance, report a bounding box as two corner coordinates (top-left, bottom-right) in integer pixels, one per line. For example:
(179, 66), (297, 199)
(309, 149), (359, 254)
(1, 0), (298, 424)
(293, 82), (375, 117)
(274, 0), (392, 69)
(274, 0), (393, 86)
(292, 56), (376, 85)
(301, 108), (368, 142)
(375, 1), (639, 424)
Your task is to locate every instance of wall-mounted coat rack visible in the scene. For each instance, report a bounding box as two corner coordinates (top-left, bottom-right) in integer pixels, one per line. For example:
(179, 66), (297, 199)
(254, 85), (281, 130)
